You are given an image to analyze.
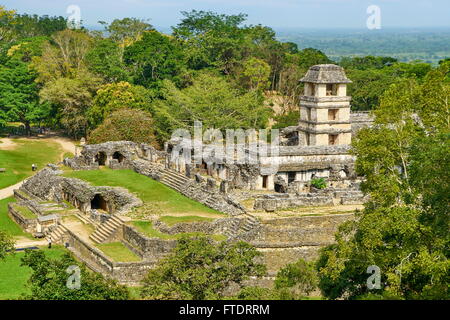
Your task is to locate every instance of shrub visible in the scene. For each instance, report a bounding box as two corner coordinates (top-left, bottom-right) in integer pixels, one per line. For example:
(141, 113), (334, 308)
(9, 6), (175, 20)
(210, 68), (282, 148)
(311, 177), (327, 189)
(88, 108), (159, 147)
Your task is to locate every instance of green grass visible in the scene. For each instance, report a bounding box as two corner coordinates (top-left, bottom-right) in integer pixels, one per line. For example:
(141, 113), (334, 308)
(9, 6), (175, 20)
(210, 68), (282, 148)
(0, 197), (32, 238)
(0, 246), (67, 300)
(95, 242), (141, 262)
(131, 220), (227, 242)
(0, 139), (63, 189)
(127, 286), (142, 300)
(10, 203), (36, 219)
(63, 168), (223, 216)
(158, 215), (215, 226)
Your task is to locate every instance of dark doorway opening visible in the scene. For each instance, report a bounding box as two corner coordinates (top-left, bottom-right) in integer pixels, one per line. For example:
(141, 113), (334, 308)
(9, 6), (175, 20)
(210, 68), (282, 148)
(95, 152), (107, 166)
(91, 194), (108, 212)
(112, 151), (125, 163)
(274, 183), (283, 193)
(288, 172), (296, 183)
(262, 175), (268, 189)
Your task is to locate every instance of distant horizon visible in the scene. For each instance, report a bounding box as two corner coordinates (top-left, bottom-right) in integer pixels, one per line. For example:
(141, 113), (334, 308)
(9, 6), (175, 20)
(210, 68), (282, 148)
(3, 0), (450, 30)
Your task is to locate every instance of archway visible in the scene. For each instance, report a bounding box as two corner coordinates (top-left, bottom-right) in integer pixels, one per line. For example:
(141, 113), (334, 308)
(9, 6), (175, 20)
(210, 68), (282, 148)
(95, 152), (107, 166)
(91, 194), (108, 212)
(112, 151), (125, 163)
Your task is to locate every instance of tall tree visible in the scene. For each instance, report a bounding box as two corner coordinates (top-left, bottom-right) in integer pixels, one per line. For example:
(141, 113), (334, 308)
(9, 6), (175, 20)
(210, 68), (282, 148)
(21, 250), (129, 300)
(153, 72), (272, 142)
(87, 81), (152, 127)
(124, 31), (185, 88)
(141, 235), (266, 300)
(316, 66), (450, 300)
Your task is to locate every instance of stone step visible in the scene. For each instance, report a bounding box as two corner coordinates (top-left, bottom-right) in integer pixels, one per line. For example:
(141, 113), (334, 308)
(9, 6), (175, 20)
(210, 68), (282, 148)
(164, 170), (190, 181)
(161, 177), (186, 188)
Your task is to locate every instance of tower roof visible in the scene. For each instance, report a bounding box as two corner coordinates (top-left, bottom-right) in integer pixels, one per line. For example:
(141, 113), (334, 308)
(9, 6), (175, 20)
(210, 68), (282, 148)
(300, 64), (352, 84)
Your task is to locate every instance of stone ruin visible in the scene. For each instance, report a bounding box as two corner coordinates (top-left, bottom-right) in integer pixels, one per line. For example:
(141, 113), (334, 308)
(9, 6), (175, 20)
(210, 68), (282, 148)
(6, 64), (375, 288)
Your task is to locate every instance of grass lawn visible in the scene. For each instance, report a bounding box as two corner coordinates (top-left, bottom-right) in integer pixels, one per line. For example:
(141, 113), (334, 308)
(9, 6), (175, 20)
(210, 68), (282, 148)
(10, 203), (36, 219)
(63, 168), (224, 216)
(95, 242), (141, 262)
(0, 197), (32, 238)
(0, 139), (63, 189)
(0, 245), (67, 300)
(131, 220), (227, 242)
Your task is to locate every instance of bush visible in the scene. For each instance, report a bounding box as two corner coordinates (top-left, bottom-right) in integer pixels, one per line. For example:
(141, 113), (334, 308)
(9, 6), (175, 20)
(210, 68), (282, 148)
(311, 177), (327, 189)
(88, 108), (159, 147)
(274, 258), (318, 296)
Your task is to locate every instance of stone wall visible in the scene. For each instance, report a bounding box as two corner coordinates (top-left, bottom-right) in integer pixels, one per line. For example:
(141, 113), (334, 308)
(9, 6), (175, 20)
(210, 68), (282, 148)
(8, 202), (37, 233)
(64, 228), (155, 285)
(244, 213), (355, 274)
(122, 224), (177, 261)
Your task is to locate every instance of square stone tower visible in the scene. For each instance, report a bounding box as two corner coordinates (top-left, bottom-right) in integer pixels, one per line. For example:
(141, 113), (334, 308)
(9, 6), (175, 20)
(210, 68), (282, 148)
(298, 64), (352, 146)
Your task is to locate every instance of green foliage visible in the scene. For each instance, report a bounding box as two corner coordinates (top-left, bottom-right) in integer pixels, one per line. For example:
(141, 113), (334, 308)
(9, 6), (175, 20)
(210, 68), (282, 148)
(275, 259), (318, 295)
(88, 108), (158, 146)
(311, 178), (327, 189)
(153, 72), (272, 142)
(20, 250), (129, 300)
(124, 31), (185, 88)
(0, 230), (14, 261)
(0, 59), (43, 134)
(86, 39), (129, 82)
(140, 235), (266, 300)
(239, 57), (271, 91)
(101, 18), (153, 46)
(88, 81), (152, 127)
(317, 66), (450, 300)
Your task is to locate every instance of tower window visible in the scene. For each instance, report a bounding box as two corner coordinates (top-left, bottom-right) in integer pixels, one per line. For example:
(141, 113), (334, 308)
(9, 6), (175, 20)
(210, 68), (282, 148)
(307, 108), (312, 121)
(310, 84), (316, 96)
(328, 109), (339, 120)
(328, 134), (338, 145)
(326, 84), (337, 96)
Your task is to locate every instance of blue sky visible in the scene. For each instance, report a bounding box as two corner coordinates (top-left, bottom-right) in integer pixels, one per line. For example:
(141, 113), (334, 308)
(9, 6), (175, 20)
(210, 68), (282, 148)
(3, 0), (450, 30)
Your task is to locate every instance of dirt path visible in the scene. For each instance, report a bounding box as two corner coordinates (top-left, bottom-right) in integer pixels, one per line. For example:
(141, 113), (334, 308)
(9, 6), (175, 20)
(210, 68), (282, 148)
(0, 138), (17, 150)
(0, 135), (77, 200)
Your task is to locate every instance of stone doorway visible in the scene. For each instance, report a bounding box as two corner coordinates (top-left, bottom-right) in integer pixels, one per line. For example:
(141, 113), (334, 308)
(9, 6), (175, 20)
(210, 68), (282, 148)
(91, 194), (108, 212)
(95, 152), (107, 166)
(112, 151), (125, 163)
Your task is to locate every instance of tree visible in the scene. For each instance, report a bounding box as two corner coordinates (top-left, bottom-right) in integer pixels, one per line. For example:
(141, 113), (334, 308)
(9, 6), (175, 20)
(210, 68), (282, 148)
(32, 30), (101, 137)
(0, 230), (14, 261)
(88, 108), (158, 147)
(87, 81), (152, 127)
(21, 250), (129, 300)
(153, 72), (272, 142)
(86, 39), (129, 82)
(39, 71), (101, 138)
(32, 29), (94, 82)
(172, 10), (248, 73)
(0, 59), (49, 135)
(274, 258), (318, 296)
(316, 66), (450, 300)
(140, 235), (266, 300)
(239, 57), (271, 91)
(124, 31), (185, 88)
(100, 18), (153, 47)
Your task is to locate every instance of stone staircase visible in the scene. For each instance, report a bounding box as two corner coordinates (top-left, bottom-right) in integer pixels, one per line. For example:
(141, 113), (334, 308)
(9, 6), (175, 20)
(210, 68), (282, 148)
(159, 169), (190, 192)
(76, 213), (97, 226)
(225, 214), (260, 239)
(89, 215), (124, 244)
(48, 224), (67, 243)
